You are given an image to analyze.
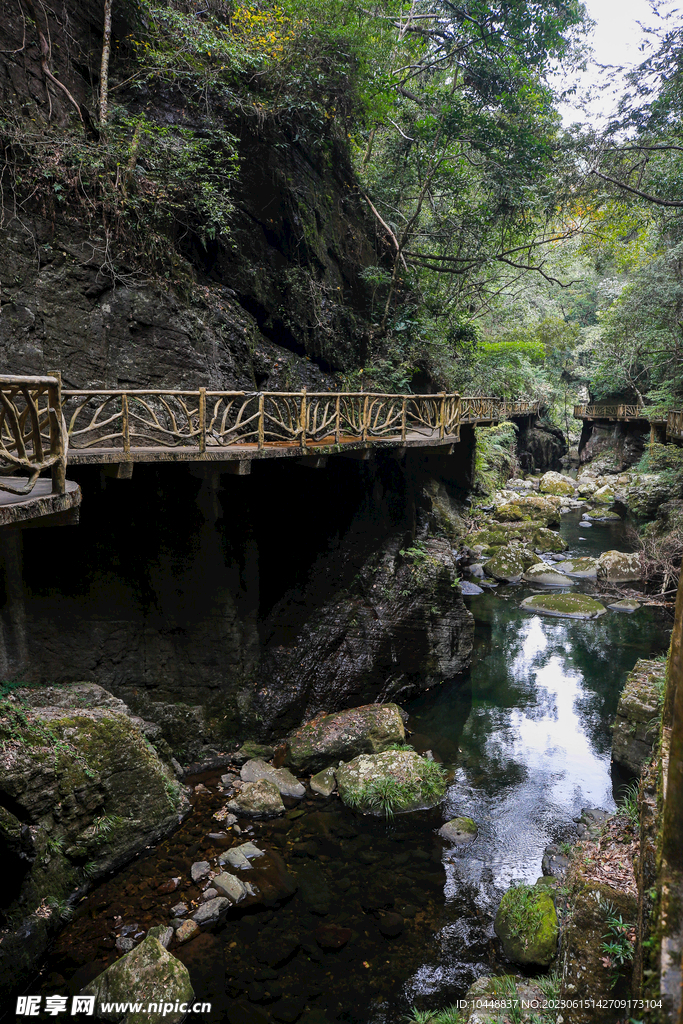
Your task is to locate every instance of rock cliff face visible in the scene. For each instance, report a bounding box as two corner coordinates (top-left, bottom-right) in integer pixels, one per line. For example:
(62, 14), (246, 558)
(516, 420), (567, 471)
(0, 451), (475, 758)
(0, 1), (380, 391)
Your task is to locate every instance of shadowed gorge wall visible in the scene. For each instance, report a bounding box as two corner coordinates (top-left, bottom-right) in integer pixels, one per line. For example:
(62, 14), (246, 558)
(0, 452), (474, 760)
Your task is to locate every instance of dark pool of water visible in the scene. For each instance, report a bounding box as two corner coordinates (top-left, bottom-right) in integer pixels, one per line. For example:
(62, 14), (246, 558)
(32, 512), (671, 1024)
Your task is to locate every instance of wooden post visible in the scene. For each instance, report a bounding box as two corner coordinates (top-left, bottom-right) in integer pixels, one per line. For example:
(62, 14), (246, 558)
(199, 388), (206, 453)
(47, 369), (66, 495)
(258, 393), (264, 450)
(362, 394), (369, 442)
(455, 394), (461, 439)
(300, 388), (307, 449)
(335, 394), (341, 443)
(122, 393), (130, 453)
(439, 391), (446, 439)
(401, 397), (407, 442)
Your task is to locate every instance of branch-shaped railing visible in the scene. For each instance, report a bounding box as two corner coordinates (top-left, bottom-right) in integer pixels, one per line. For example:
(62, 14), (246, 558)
(0, 375), (66, 496)
(0, 381), (545, 473)
(575, 403), (656, 420)
(61, 389), (517, 453)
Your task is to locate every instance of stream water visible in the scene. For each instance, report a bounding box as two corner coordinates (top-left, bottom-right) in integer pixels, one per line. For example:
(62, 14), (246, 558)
(34, 512), (671, 1024)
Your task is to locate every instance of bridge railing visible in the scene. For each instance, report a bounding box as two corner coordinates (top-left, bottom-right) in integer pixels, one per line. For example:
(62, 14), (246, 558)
(61, 389), (476, 453)
(501, 400), (540, 418)
(0, 374), (66, 496)
(574, 403), (673, 422)
(460, 396), (501, 423)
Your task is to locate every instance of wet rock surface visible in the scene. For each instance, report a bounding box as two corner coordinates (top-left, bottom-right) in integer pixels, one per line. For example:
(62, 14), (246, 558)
(81, 936), (194, 1024)
(494, 884), (558, 967)
(335, 750), (446, 814)
(520, 593), (607, 619)
(284, 704), (406, 774)
(226, 780), (285, 818)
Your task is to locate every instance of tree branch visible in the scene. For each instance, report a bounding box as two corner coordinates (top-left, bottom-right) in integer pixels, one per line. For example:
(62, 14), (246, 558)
(591, 168), (683, 207)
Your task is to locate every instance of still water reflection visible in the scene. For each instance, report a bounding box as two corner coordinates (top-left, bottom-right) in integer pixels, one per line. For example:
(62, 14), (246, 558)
(399, 511), (670, 1010)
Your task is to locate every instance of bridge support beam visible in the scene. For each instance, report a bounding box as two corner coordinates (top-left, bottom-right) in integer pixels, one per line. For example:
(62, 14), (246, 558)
(102, 463), (134, 480)
(223, 461), (251, 475)
(296, 456), (328, 469)
(335, 447), (373, 462)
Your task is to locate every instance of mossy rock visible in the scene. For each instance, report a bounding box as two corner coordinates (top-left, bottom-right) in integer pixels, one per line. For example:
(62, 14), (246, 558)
(494, 883), (558, 967)
(584, 509), (621, 522)
(285, 704), (405, 773)
(560, 557), (599, 579)
(597, 550), (641, 583)
(470, 523), (567, 554)
(81, 936), (194, 1024)
(522, 563), (574, 586)
(439, 816), (478, 844)
(539, 471), (575, 496)
(494, 496), (561, 528)
(592, 484), (615, 505)
(485, 547), (535, 583)
(336, 750), (446, 815)
(520, 593), (606, 619)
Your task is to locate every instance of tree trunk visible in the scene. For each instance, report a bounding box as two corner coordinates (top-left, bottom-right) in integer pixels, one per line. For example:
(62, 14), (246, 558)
(99, 0), (112, 124)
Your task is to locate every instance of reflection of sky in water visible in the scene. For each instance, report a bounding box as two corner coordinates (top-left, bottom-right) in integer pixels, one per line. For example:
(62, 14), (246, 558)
(398, 515), (671, 1009)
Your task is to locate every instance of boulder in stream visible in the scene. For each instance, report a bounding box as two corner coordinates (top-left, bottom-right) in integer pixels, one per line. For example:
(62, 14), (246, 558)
(335, 750), (446, 815)
(520, 594), (607, 619)
(240, 758), (305, 799)
(439, 817), (478, 845)
(310, 766), (337, 797)
(539, 471), (575, 496)
(560, 557), (599, 578)
(597, 550), (642, 583)
(226, 779), (285, 817)
(81, 936), (194, 1024)
(608, 598), (640, 613)
(522, 563), (574, 586)
(484, 547), (541, 583)
(494, 883), (558, 967)
(284, 703), (405, 773)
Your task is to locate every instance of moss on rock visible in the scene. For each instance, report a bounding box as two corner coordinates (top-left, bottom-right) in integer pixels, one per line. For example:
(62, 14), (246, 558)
(520, 593), (607, 619)
(81, 936), (194, 1024)
(539, 471), (575, 496)
(336, 750), (446, 816)
(284, 703), (405, 773)
(494, 883), (558, 967)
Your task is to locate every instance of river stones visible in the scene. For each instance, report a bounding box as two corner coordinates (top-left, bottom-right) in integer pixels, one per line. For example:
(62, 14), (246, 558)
(310, 766), (337, 797)
(597, 550), (641, 583)
(191, 860), (210, 882)
(485, 547), (541, 583)
(494, 495), (562, 528)
(230, 741), (275, 765)
(240, 758), (305, 799)
(284, 703), (405, 773)
(539, 471), (575, 496)
(560, 557), (599, 578)
(583, 509), (620, 521)
(81, 936), (194, 1024)
(522, 563), (574, 586)
(220, 841), (265, 868)
(226, 779), (285, 818)
(175, 920), (200, 945)
(439, 816), (478, 845)
(494, 883), (558, 967)
(592, 483), (615, 504)
(213, 872), (247, 902)
(146, 925), (173, 949)
(520, 594), (607, 619)
(314, 923), (352, 949)
(608, 598), (640, 613)
(470, 523), (568, 554)
(460, 580), (484, 595)
(335, 750), (446, 815)
(192, 896), (231, 926)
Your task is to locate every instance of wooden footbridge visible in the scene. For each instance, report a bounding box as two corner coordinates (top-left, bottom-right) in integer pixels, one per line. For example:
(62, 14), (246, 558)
(0, 375), (542, 517)
(574, 403), (683, 443)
